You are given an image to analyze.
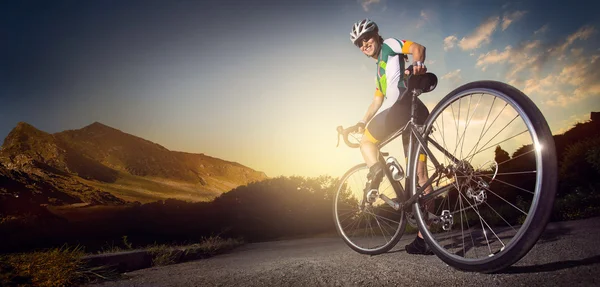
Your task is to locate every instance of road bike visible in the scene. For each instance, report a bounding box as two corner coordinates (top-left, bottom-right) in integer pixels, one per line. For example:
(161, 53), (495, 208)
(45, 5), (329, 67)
(333, 73), (557, 273)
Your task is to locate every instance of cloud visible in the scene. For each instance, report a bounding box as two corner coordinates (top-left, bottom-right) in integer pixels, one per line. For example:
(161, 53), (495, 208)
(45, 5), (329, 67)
(501, 11), (527, 31)
(523, 41), (540, 50)
(549, 25), (596, 56)
(476, 41), (540, 75)
(522, 73), (556, 95)
(478, 25), (596, 80)
(534, 24), (549, 35)
(573, 83), (600, 101)
(571, 48), (584, 57)
(476, 46), (513, 67)
(474, 24), (599, 108)
(416, 10), (433, 29)
(420, 10), (430, 21)
(557, 63), (586, 86)
(545, 92), (588, 107)
(458, 17), (500, 50)
(441, 69), (462, 82)
(445, 11), (526, 52)
(524, 52), (600, 107)
(359, 0), (384, 12)
(443, 35), (458, 51)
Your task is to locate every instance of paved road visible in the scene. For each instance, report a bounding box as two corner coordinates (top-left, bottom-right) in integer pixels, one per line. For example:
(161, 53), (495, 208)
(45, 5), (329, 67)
(91, 217), (600, 287)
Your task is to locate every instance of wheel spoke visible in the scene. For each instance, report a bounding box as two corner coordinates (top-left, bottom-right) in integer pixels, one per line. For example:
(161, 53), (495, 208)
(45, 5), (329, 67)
(493, 171), (536, 176)
(467, 129), (529, 161)
(466, 114), (520, 160)
(481, 174), (535, 195)
(466, 100), (508, 161)
(468, 176), (529, 216)
(496, 148), (535, 167)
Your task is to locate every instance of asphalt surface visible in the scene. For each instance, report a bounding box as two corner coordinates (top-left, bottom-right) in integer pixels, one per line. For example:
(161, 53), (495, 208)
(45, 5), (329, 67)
(90, 217), (600, 287)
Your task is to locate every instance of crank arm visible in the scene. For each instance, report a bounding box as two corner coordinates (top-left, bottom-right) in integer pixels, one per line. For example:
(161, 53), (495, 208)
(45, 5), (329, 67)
(379, 194), (401, 211)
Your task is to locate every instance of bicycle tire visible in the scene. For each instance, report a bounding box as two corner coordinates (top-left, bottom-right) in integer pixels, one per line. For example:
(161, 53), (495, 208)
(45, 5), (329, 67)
(333, 163), (407, 255)
(410, 80), (557, 272)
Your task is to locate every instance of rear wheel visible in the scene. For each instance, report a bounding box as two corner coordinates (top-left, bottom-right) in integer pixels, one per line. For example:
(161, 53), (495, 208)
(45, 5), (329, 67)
(410, 81), (557, 272)
(333, 163), (407, 255)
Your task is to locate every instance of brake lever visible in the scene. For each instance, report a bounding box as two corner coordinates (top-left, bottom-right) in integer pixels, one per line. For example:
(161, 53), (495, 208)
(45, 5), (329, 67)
(336, 126), (343, 147)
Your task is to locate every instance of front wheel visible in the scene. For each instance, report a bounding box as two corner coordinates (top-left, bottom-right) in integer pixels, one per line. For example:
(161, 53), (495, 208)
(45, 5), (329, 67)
(411, 81), (557, 272)
(333, 163), (407, 255)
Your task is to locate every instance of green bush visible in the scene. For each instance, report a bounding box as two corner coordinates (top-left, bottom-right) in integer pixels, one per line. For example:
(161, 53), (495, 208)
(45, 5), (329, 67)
(559, 136), (600, 192)
(552, 185), (600, 221)
(586, 145), (600, 174)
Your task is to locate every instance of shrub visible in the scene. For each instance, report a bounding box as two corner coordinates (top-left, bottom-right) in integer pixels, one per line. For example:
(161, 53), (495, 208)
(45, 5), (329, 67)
(0, 245), (117, 286)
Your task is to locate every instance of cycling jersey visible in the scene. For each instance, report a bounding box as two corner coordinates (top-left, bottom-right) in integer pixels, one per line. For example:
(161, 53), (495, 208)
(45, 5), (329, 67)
(375, 38), (413, 114)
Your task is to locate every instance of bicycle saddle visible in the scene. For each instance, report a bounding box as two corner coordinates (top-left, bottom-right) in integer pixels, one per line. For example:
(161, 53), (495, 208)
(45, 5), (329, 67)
(407, 72), (438, 94)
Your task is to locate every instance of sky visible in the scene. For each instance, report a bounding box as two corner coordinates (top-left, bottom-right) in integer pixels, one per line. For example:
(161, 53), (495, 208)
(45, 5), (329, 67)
(1, 0), (599, 179)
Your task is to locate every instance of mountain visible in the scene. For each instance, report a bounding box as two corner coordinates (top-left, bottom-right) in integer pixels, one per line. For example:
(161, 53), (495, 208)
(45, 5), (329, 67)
(0, 122), (267, 212)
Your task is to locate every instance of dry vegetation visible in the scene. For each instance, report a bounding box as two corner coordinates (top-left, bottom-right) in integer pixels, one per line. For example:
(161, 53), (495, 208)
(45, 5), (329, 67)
(79, 171), (222, 203)
(0, 236), (243, 286)
(0, 245), (116, 287)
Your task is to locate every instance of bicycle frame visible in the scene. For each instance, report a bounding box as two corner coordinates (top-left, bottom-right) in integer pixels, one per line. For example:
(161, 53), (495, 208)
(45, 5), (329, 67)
(374, 88), (460, 212)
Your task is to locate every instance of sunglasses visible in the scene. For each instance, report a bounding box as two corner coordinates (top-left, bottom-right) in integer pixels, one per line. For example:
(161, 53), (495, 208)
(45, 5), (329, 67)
(355, 33), (376, 48)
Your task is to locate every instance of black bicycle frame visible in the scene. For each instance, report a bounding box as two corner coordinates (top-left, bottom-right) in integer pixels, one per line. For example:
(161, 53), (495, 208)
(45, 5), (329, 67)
(375, 87), (461, 211)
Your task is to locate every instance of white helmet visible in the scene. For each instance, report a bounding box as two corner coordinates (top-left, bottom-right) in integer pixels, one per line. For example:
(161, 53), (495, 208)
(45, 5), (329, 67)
(350, 19), (378, 45)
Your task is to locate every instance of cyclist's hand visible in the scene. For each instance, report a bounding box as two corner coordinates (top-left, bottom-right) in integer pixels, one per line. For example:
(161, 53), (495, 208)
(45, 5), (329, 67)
(405, 64), (427, 76)
(411, 62), (427, 75)
(356, 121), (365, 134)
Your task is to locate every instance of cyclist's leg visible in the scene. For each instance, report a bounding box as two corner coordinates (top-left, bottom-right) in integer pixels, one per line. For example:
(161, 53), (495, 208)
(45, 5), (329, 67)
(413, 97), (432, 194)
(361, 110), (390, 191)
(391, 96), (431, 191)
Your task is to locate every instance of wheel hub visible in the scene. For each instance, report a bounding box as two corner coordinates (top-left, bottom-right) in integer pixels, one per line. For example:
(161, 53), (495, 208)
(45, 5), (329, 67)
(452, 160), (491, 205)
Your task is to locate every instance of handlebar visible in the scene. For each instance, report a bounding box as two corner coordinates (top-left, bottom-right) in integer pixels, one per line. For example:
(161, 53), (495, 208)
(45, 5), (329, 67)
(336, 125), (361, 148)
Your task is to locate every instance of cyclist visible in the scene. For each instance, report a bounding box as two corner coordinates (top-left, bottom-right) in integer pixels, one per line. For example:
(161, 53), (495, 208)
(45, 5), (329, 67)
(350, 18), (433, 255)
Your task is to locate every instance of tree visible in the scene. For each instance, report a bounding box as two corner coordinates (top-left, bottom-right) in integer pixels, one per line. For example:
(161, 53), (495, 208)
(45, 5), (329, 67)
(494, 145), (510, 164)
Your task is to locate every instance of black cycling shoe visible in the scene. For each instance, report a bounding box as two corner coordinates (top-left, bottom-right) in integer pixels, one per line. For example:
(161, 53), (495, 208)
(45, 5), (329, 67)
(405, 236), (434, 255)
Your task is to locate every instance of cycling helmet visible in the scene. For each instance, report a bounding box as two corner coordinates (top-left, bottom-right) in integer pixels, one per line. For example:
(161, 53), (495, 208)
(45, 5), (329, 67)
(350, 19), (379, 45)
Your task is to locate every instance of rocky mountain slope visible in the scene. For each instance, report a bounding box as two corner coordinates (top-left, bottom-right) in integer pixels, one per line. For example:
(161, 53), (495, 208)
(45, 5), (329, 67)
(0, 122), (267, 212)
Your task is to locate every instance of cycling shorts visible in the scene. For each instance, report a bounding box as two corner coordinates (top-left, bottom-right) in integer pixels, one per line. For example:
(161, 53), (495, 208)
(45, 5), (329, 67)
(364, 90), (430, 157)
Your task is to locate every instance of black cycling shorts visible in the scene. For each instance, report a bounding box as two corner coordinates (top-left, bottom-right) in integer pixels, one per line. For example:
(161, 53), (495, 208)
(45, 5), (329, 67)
(364, 91), (430, 156)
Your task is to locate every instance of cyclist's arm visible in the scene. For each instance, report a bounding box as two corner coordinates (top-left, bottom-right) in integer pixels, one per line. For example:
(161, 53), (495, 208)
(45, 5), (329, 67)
(386, 39), (427, 72)
(361, 89), (384, 124)
(402, 41), (426, 62)
(402, 40), (426, 74)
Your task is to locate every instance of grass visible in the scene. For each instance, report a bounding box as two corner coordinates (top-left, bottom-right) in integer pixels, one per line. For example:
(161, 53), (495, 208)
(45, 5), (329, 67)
(146, 236), (244, 266)
(0, 245), (118, 287)
(0, 236), (244, 286)
(96, 236), (135, 254)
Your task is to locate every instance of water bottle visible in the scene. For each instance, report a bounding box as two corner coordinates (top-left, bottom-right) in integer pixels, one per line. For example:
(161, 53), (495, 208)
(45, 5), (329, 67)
(386, 156), (404, 181)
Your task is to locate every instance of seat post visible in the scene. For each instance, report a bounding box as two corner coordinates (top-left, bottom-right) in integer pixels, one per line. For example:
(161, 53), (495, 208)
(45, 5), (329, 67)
(410, 89), (418, 122)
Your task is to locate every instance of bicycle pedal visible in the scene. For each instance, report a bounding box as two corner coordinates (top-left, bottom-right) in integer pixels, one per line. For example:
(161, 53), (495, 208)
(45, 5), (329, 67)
(407, 212), (418, 228)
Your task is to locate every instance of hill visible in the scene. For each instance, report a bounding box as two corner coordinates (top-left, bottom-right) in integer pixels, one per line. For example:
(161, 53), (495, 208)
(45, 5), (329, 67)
(0, 122), (267, 213)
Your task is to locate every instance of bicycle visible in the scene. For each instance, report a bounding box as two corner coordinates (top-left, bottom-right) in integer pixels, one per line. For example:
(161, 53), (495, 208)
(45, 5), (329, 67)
(333, 72), (557, 273)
